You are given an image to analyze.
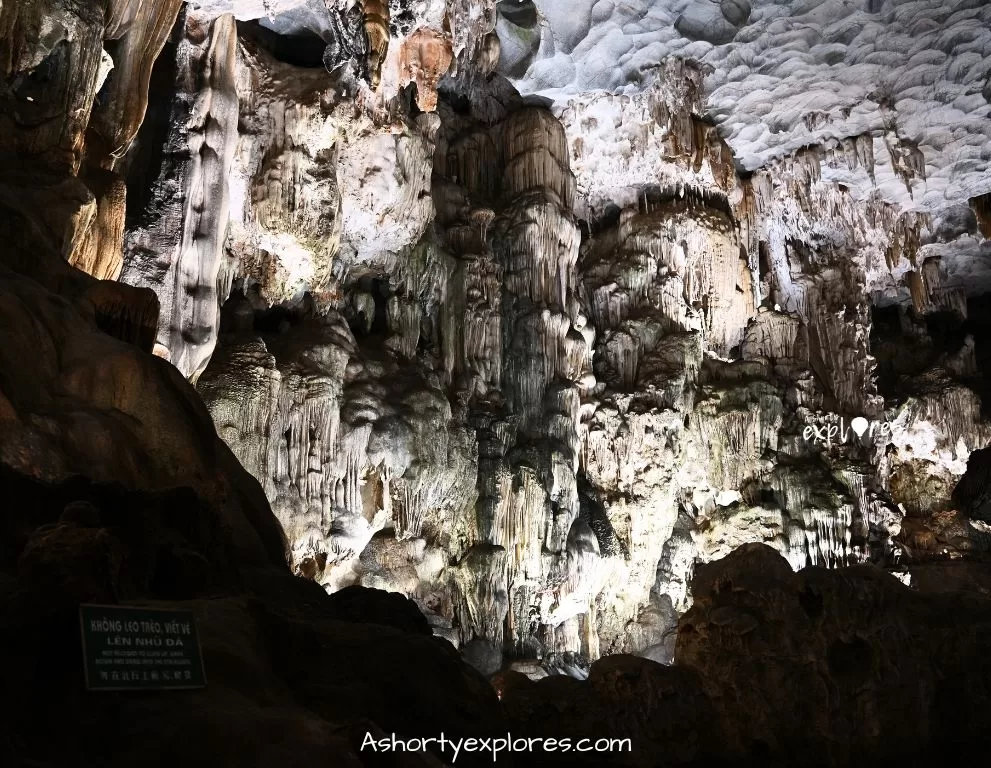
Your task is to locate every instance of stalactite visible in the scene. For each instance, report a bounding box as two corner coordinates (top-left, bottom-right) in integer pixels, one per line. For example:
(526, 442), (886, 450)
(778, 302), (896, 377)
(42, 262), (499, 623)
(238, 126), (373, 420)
(452, 544), (509, 646)
(971, 192), (991, 240)
(478, 31), (501, 76)
(399, 27), (453, 111)
(91, 0), (185, 165)
(884, 133), (926, 194)
(385, 295), (422, 359)
(585, 200), (753, 359)
(82, 280), (160, 351)
(885, 212), (925, 270)
(907, 270), (928, 312)
(501, 108), (575, 209)
(855, 133), (876, 181)
(361, 0), (390, 89)
(71, 168), (127, 281)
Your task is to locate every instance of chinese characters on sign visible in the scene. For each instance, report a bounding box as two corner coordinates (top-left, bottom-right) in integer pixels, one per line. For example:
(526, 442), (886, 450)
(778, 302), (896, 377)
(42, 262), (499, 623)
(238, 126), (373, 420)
(79, 604), (207, 691)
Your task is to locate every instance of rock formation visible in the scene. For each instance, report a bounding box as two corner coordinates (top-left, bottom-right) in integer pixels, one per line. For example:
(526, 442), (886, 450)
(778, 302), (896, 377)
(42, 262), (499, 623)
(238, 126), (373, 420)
(3, 1), (991, 765)
(88, 0), (991, 672)
(499, 543), (991, 767)
(0, 4), (506, 765)
(122, 9), (240, 377)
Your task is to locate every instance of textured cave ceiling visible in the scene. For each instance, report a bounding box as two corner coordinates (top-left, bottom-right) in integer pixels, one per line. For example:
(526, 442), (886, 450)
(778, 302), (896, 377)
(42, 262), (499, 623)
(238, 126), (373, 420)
(498, 0), (991, 295)
(195, 0), (991, 295)
(504, 0), (991, 207)
(193, 0), (991, 213)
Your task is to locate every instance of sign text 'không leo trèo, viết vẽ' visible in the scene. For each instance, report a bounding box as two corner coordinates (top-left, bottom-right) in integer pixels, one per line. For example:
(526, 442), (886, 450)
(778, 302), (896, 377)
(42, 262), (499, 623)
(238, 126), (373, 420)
(79, 604), (207, 691)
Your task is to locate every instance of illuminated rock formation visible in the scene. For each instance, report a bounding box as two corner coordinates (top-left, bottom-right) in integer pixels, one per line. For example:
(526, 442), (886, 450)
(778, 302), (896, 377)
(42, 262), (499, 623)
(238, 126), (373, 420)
(399, 27), (453, 112)
(5, 0), (991, 685)
(142, 0), (991, 674)
(361, 0), (390, 89)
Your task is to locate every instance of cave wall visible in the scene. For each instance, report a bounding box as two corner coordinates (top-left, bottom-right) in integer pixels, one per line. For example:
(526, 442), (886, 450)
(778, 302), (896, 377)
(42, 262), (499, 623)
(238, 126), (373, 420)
(0, 6), (521, 765)
(0, 0), (288, 577)
(10, 0), (989, 673)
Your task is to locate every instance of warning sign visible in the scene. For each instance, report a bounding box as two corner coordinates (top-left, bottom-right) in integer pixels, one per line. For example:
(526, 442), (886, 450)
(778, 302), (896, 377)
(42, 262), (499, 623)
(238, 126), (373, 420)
(79, 604), (207, 691)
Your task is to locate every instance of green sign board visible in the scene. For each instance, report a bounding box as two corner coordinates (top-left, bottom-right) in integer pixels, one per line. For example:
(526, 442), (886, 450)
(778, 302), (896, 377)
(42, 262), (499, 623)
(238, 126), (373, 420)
(79, 604), (207, 691)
